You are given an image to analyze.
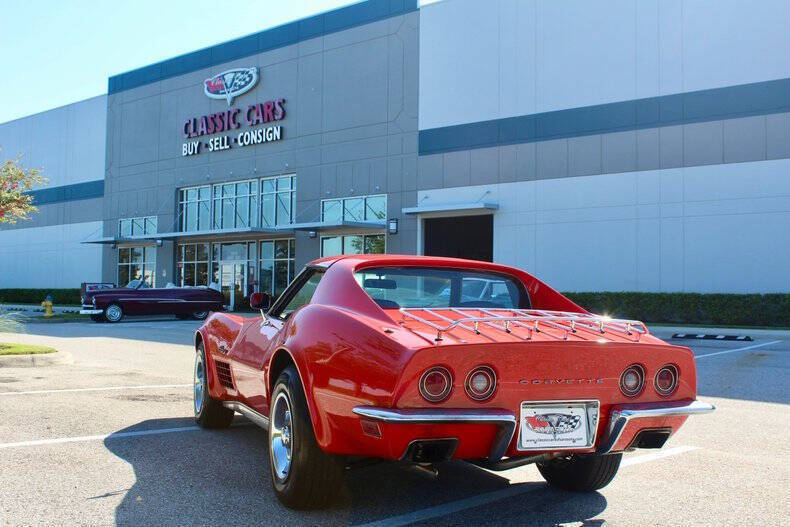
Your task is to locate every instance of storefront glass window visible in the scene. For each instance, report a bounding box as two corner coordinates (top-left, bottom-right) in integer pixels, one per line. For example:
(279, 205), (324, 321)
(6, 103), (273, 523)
(179, 185), (211, 232)
(118, 246), (155, 287)
(261, 175), (296, 227)
(259, 239), (295, 299)
(320, 234), (385, 257)
(321, 194), (386, 223)
(212, 179), (258, 230)
(119, 216), (157, 237)
(177, 243), (211, 287)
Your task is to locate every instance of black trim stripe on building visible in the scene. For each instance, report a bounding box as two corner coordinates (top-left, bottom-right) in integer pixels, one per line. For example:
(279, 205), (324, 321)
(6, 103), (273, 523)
(108, 0), (418, 94)
(419, 77), (790, 156)
(28, 180), (104, 205)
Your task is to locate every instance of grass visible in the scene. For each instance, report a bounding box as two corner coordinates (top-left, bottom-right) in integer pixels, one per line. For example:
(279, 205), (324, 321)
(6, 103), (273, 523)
(0, 342), (57, 355)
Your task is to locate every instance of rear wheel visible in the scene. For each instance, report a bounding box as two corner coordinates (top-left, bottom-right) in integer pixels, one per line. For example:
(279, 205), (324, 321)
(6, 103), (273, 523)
(537, 453), (622, 491)
(104, 304), (123, 323)
(193, 342), (234, 428)
(192, 311), (208, 320)
(269, 365), (344, 509)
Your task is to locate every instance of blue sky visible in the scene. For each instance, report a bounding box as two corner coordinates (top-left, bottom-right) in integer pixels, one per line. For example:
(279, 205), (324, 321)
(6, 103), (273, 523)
(0, 0), (359, 123)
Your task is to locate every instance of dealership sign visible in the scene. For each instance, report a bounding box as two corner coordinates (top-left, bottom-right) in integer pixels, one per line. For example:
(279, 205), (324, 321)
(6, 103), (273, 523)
(182, 66), (285, 156)
(204, 67), (259, 106)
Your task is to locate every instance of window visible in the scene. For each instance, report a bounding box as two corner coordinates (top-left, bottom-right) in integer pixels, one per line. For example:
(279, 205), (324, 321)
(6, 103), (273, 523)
(276, 270), (324, 319)
(320, 234), (385, 257)
(354, 267), (528, 309)
(213, 180), (258, 230)
(259, 239), (295, 299)
(177, 243), (210, 286)
(118, 246), (156, 288)
(321, 194), (386, 223)
(262, 175), (295, 227)
(119, 216), (157, 237)
(179, 186), (211, 232)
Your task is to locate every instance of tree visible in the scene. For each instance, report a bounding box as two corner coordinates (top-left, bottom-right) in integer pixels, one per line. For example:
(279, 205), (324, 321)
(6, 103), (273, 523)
(0, 155), (46, 224)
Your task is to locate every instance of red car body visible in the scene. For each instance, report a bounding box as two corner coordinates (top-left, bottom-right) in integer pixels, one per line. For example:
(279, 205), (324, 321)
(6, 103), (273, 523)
(80, 282), (224, 322)
(195, 254), (713, 503)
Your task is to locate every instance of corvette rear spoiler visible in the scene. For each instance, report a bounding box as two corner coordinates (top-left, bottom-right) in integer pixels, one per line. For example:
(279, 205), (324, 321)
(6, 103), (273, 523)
(398, 307), (648, 345)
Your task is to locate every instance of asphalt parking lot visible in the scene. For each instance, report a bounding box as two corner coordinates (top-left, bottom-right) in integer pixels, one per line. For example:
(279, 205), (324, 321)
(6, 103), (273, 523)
(0, 317), (788, 526)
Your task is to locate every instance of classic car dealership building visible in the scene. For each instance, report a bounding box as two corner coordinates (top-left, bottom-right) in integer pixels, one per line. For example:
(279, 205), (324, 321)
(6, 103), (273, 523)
(2, 0), (790, 307)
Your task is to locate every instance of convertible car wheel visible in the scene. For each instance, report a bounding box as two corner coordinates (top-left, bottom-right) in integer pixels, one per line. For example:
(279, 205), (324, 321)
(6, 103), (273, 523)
(192, 311), (209, 320)
(269, 366), (344, 509)
(194, 343), (234, 428)
(104, 304), (123, 323)
(537, 453), (622, 492)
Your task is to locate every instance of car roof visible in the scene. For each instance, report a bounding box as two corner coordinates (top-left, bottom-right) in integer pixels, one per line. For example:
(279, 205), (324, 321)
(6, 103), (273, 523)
(309, 253), (518, 273)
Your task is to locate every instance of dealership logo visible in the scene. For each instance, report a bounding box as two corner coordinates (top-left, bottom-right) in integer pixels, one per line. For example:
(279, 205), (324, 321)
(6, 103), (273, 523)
(525, 413), (581, 439)
(204, 67), (259, 106)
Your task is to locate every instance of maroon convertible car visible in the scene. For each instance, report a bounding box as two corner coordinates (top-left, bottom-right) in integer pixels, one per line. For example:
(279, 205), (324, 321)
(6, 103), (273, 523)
(80, 280), (225, 323)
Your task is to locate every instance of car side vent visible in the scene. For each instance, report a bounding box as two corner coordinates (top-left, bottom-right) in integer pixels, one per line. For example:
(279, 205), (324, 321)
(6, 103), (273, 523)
(215, 360), (235, 390)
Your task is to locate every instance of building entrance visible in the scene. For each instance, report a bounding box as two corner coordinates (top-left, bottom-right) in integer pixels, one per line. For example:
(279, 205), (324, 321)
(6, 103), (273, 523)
(423, 215), (493, 262)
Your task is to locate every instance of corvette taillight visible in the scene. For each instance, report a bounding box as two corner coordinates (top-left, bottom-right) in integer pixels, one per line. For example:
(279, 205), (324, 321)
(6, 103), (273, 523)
(654, 364), (679, 396)
(465, 366), (496, 401)
(419, 366), (452, 403)
(620, 364), (645, 397)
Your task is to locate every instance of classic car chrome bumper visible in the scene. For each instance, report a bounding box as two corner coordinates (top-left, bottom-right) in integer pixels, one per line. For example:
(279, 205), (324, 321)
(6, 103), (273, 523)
(79, 306), (103, 315)
(596, 399), (715, 454)
(353, 399), (714, 461)
(352, 406), (516, 462)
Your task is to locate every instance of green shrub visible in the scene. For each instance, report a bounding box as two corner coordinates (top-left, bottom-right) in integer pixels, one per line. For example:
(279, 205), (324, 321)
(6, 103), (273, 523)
(0, 289), (81, 306)
(564, 292), (790, 327)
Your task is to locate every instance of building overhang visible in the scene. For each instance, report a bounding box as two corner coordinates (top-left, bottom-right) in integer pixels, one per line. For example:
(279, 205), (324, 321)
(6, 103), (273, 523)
(81, 227), (293, 245)
(401, 202), (499, 215)
(289, 220), (386, 232)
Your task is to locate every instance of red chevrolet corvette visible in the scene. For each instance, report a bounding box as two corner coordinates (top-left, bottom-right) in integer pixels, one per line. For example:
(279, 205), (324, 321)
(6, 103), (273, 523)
(192, 254), (714, 508)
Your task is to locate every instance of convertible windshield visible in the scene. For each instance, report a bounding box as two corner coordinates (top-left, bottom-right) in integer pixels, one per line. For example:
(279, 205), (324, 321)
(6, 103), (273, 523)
(125, 279), (149, 289)
(354, 267), (528, 309)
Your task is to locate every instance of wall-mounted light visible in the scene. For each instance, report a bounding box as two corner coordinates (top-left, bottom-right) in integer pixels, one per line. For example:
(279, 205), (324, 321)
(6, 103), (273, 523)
(308, 231), (317, 238)
(388, 218), (398, 235)
(156, 239), (164, 247)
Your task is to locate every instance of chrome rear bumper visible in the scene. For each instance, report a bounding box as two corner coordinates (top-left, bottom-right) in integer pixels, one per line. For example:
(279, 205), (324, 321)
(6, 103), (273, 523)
(596, 399), (715, 454)
(353, 399), (714, 461)
(79, 308), (103, 315)
(352, 406), (516, 462)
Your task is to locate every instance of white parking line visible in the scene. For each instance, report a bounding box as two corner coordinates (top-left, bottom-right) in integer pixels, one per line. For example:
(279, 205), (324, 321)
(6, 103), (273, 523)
(353, 446), (698, 527)
(0, 384), (191, 396)
(695, 340), (780, 359)
(0, 426), (201, 449)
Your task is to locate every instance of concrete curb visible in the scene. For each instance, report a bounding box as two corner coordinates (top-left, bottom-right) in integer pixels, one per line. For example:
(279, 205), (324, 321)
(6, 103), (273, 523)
(0, 350), (73, 368)
(648, 325), (790, 340)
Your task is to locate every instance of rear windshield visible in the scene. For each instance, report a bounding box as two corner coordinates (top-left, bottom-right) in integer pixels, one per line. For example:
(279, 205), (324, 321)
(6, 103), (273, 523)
(354, 267), (529, 309)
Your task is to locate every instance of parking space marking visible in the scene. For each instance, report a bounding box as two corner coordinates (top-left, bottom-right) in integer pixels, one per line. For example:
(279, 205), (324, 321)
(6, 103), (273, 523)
(0, 426), (201, 449)
(0, 384), (191, 396)
(695, 340), (781, 359)
(353, 446), (698, 527)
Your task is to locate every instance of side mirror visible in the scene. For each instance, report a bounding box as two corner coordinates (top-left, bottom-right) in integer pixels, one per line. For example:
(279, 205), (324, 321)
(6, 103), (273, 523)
(250, 292), (271, 311)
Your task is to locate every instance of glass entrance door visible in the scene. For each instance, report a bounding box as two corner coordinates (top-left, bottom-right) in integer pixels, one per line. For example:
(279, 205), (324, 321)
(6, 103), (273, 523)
(220, 263), (246, 311)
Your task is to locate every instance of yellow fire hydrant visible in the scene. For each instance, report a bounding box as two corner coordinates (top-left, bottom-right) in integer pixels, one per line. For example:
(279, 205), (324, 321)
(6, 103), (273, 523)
(40, 295), (53, 317)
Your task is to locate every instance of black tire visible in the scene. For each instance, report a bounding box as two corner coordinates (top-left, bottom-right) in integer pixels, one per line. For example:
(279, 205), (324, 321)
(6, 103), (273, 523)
(269, 365), (344, 509)
(90, 315), (103, 322)
(192, 311), (209, 320)
(104, 303), (123, 323)
(537, 453), (622, 491)
(193, 342), (234, 429)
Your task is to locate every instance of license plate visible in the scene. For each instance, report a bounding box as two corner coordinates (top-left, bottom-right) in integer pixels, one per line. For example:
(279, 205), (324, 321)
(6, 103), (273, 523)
(517, 400), (599, 451)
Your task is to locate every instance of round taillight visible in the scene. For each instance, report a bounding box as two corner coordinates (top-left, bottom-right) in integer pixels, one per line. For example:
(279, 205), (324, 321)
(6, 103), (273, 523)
(620, 364), (645, 397)
(654, 364), (679, 396)
(419, 366), (452, 403)
(465, 366), (497, 401)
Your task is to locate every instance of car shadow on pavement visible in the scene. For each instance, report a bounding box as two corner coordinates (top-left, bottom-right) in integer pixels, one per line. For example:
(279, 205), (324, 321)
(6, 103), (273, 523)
(104, 416), (607, 526)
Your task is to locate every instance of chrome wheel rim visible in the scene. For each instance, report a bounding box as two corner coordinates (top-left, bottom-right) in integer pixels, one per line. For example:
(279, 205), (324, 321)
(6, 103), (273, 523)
(270, 392), (293, 482)
(194, 351), (205, 415)
(193, 311), (208, 319)
(106, 305), (122, 322)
